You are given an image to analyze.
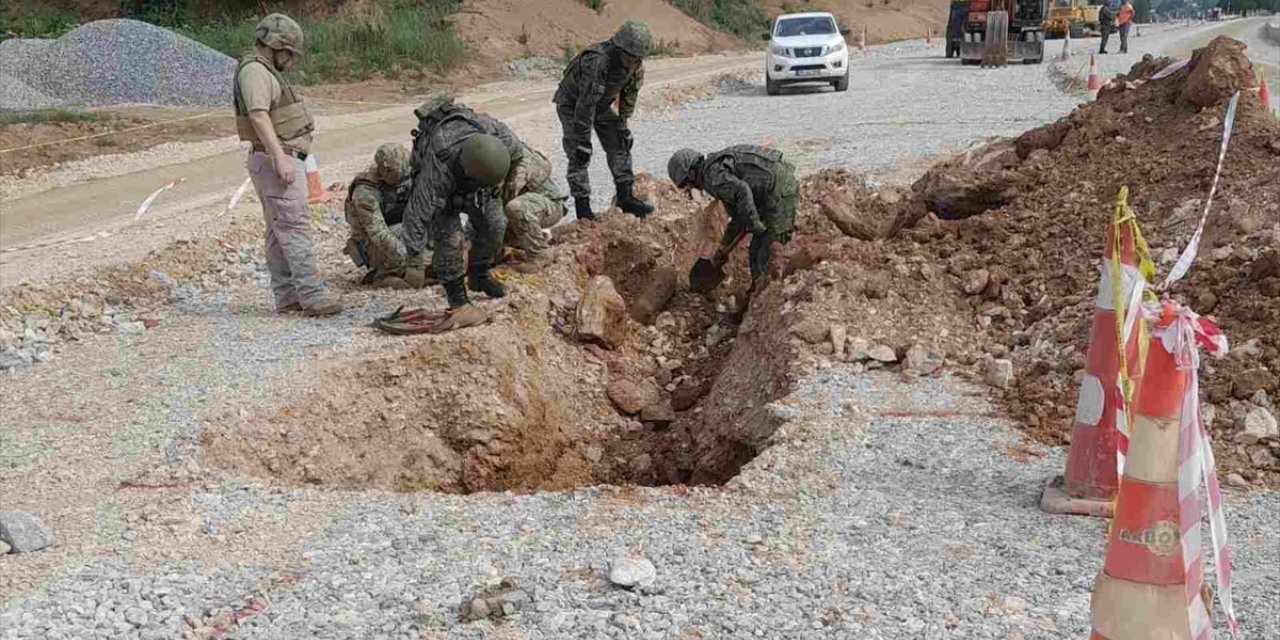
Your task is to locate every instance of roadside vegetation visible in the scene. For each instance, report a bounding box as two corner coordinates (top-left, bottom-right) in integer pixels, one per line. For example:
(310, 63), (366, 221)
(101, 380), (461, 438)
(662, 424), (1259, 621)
(2, 0), (466, 85)
(668, 0), (769, 40)
(0, 108), (112, 130)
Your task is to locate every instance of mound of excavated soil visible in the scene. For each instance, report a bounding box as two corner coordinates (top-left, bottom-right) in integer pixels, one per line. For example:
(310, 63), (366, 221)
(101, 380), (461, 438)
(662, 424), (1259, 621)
(883, 37), (1280, 488)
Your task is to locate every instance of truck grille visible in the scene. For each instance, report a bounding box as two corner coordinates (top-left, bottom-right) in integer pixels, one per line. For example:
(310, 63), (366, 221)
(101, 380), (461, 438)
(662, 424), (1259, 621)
(794, 46), (824, 58)
(791, 64), (825, 72)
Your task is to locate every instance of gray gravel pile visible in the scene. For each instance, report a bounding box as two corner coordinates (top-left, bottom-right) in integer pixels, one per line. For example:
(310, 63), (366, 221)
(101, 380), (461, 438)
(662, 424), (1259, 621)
(0, 19), (235, 110)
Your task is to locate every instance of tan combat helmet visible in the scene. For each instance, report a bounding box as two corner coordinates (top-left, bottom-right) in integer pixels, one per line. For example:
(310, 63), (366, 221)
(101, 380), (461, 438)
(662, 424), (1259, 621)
(612, 20), (654, 58)
(374, 143), (411, 185)
(255, 14), (304, 54)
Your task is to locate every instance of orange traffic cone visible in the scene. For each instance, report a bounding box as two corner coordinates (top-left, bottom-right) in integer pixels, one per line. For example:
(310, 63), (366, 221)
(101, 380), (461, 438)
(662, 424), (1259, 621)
(1259, 74), (1272, 110)
(925, 27), (932, 46)
(305, 155), (329, 203)
(1088, 307), (1207, 640)
(1086, 54), (1102, 94)
(1041, 218), (1143, 518)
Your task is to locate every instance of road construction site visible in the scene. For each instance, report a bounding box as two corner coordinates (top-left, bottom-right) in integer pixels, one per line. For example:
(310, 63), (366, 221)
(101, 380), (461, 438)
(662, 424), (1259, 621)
(1, 14), (1279, 640)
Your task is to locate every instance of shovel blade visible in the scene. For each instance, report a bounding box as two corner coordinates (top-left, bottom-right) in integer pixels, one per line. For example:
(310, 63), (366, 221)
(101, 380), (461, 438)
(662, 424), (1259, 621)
(689, 258), (725, 294)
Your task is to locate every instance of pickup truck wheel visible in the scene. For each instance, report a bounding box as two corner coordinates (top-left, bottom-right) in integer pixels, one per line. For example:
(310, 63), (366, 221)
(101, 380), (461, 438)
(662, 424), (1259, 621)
(833, 71), (849, 92)
(766, 75), (781, 96)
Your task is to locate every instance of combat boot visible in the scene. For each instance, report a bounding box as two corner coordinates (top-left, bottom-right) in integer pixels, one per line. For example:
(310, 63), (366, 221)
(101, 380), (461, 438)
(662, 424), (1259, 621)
(468, 269), (507, 299)
(442, 278), (470, 309)
(616, 182), (654, 218)
(574, 197), (596, 221)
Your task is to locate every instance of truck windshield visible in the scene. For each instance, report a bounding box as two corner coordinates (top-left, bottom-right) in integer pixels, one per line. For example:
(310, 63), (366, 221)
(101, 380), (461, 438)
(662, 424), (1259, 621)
(775, 16), (836, 37)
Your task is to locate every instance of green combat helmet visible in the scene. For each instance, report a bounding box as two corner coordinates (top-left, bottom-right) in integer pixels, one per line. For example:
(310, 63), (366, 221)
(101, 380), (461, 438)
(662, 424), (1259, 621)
(612, 20), (654, 58)
(256, 14), (304, 54)
(667, 148), (702, 188)
(460, 135), (511, 187)
(374, 143), (410, 185)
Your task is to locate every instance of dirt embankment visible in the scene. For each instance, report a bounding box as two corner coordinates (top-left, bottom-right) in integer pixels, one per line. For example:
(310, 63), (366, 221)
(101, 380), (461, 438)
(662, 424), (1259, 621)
(758, 0), (951, 43)
(877, 37), (1280, 487)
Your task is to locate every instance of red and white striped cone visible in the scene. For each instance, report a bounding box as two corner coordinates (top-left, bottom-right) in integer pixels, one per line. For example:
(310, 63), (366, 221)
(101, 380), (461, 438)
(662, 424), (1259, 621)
(1041, 222), (1144, 517)
(1089, 302), (1238, 640)
(1060, 29), (1073, 61)
(1087, 54), (1103, 95)
(305, 155), (329, 204)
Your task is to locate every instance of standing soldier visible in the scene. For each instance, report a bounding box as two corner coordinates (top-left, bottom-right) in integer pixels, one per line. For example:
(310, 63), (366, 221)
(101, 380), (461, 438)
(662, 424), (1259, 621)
(667, 145), (799, 289)
(401, 101), (517, 331)
(554, 20), (655, 221)
(234, 13), (341, 316)
(343, 143), (423, 288)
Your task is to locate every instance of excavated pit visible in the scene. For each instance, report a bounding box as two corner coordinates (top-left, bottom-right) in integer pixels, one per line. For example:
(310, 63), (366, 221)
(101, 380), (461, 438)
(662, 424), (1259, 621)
(202, 176), (801, 493)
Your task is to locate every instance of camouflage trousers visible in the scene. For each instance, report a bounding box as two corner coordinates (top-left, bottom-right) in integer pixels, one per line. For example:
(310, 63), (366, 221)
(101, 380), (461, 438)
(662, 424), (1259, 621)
(345, 224), (429, 278)
(718, 159), (799, 281)
(433, 193), (506, 283)
(556, 103), (634, 200)
(248, 152), (328, 309)
(504, 190), (566, 261)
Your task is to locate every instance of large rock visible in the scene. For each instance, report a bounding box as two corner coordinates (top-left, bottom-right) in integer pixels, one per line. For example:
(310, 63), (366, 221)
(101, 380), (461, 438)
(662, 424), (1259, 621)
(607, 378), (661, 415)
(819, 192), (886, 241)
(904, 345), (945, 376)
(0, 510), (52, 553)
(1182, 36), (1256, 108)
(608, 555), (656, 589)
(911, 164), (1015, 222)
(629, 266), (677, 325)
(1238, 407), (1278, 445)
(1015, 120), (1071, 159)
(984, 358), (1014, 389)
(640, 400), (676, 425)
(577, 276), (629, 349)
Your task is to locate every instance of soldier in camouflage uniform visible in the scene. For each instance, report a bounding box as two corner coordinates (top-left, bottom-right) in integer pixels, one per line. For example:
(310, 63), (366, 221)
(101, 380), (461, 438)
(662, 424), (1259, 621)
(402, 101), (518, 329)
(343, 143), (424, 287)
(553, 20), (655, 221)
(500, 143), (567, 270)
(667, 145), (799, 283)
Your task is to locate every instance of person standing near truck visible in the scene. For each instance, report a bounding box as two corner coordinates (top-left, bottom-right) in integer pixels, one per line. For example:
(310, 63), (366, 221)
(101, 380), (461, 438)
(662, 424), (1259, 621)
(1097, 2), (1116, 54)
(1116, 1), (1134, 54)
(234, 13), (342, 316)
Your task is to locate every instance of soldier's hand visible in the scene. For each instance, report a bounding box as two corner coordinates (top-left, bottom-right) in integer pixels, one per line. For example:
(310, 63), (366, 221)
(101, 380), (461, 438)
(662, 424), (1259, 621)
(274, 153), (297, 185)
(404, 267), (427, 288)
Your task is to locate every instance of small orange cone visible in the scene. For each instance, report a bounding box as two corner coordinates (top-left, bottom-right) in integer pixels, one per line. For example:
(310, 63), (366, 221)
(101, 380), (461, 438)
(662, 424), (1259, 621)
(1086, 54), (1102, 94)
(1259, 74), (1272, 109)
(925, 27), (932, 46)
(305, 155), (329, 203)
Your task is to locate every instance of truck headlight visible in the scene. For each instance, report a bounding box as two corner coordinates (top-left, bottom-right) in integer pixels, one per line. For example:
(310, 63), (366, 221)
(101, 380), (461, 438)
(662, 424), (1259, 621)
(769, 43), (789, 57)
(830, 41), (846, 54)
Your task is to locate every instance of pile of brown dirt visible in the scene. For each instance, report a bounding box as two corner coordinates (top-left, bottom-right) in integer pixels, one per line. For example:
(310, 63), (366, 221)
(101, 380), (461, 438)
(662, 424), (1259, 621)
(757, 0), (951, 45)
(880, 36), (1280, 488)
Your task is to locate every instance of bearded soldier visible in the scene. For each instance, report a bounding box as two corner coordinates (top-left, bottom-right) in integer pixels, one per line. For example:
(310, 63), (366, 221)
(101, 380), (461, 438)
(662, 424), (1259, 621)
(343, 143), (422, 288)
(401, 101), (519, 331)
(233, 13), (341, 316)
(553, 20), (655, 221)
(667, 145), (799, 286)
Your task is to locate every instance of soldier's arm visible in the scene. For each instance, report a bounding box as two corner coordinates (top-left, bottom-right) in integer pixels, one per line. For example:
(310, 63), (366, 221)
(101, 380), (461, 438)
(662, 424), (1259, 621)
(705, 167), (761, 228)
(571, 54), (608, 134)
(619, 63), (644, 120)
(350, 186), (402, 264)
(402, 150), (454, 256)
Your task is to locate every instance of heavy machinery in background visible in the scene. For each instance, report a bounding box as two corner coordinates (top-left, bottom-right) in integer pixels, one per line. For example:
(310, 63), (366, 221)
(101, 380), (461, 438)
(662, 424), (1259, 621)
(959, 0), (1048, 66)
(1042, 0), (1102, 39)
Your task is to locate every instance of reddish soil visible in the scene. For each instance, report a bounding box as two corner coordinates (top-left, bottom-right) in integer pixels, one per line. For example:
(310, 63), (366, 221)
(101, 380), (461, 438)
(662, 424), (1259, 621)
(758, 0), (952, 44)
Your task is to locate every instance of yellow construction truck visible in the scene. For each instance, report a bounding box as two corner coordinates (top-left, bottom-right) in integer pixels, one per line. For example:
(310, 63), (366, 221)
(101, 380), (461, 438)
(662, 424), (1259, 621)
(1042, 0), (1101, 39)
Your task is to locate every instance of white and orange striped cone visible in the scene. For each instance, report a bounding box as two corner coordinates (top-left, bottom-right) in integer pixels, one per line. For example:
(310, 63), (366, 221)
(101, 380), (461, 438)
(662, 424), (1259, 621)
(860, 25), (867, 52)
(305, 155), (329, 203)
(1060, 29), (1073, 61)
(1089, 301), (1238, 640)
(1040, 213), (1145, 518)
(1087, 54), (1103, 95)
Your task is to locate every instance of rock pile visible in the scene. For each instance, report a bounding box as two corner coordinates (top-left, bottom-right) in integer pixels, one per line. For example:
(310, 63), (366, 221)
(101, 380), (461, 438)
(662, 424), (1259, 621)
(0, 19), (235, 110)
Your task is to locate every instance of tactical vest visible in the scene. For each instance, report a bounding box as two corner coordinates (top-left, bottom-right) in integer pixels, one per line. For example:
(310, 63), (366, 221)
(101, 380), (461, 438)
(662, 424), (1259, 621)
(708, 145), (784, 194)
(233, 54), (315, 148)
(347, 176), (410, 227)
(554, 43), (633, 106)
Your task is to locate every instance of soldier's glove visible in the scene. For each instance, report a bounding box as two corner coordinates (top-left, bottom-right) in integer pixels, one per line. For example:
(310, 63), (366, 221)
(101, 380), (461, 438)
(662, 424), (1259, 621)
(777, 231), (793, 245)
(749, 217), (768, 235)
(404, 267), (427, 288)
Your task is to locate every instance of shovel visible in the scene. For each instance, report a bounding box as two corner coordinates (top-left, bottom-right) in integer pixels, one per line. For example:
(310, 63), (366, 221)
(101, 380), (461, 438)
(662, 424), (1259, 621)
(689, 229), (747, 294)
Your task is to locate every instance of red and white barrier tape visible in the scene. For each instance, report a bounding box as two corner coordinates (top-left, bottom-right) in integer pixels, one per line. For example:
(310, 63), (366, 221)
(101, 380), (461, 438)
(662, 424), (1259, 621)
(1148, 302), (1237, 640)
(217, 178), (253, 219)
(133, 177), (185, 221)
(1161, 92), (1240, 290)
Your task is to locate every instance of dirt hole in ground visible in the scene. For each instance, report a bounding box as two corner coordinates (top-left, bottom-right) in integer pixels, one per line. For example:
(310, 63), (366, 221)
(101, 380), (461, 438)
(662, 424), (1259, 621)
(202, 176), (803, 494)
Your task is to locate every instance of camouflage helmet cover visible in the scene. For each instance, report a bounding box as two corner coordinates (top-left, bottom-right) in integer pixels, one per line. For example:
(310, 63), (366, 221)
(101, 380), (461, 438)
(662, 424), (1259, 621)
(612, 20), (654, 58)
(460, 134), (511, 187)
(256, 13), (304, 54)
(667, 148), (702, 188)
(374, 143), (411, 185)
